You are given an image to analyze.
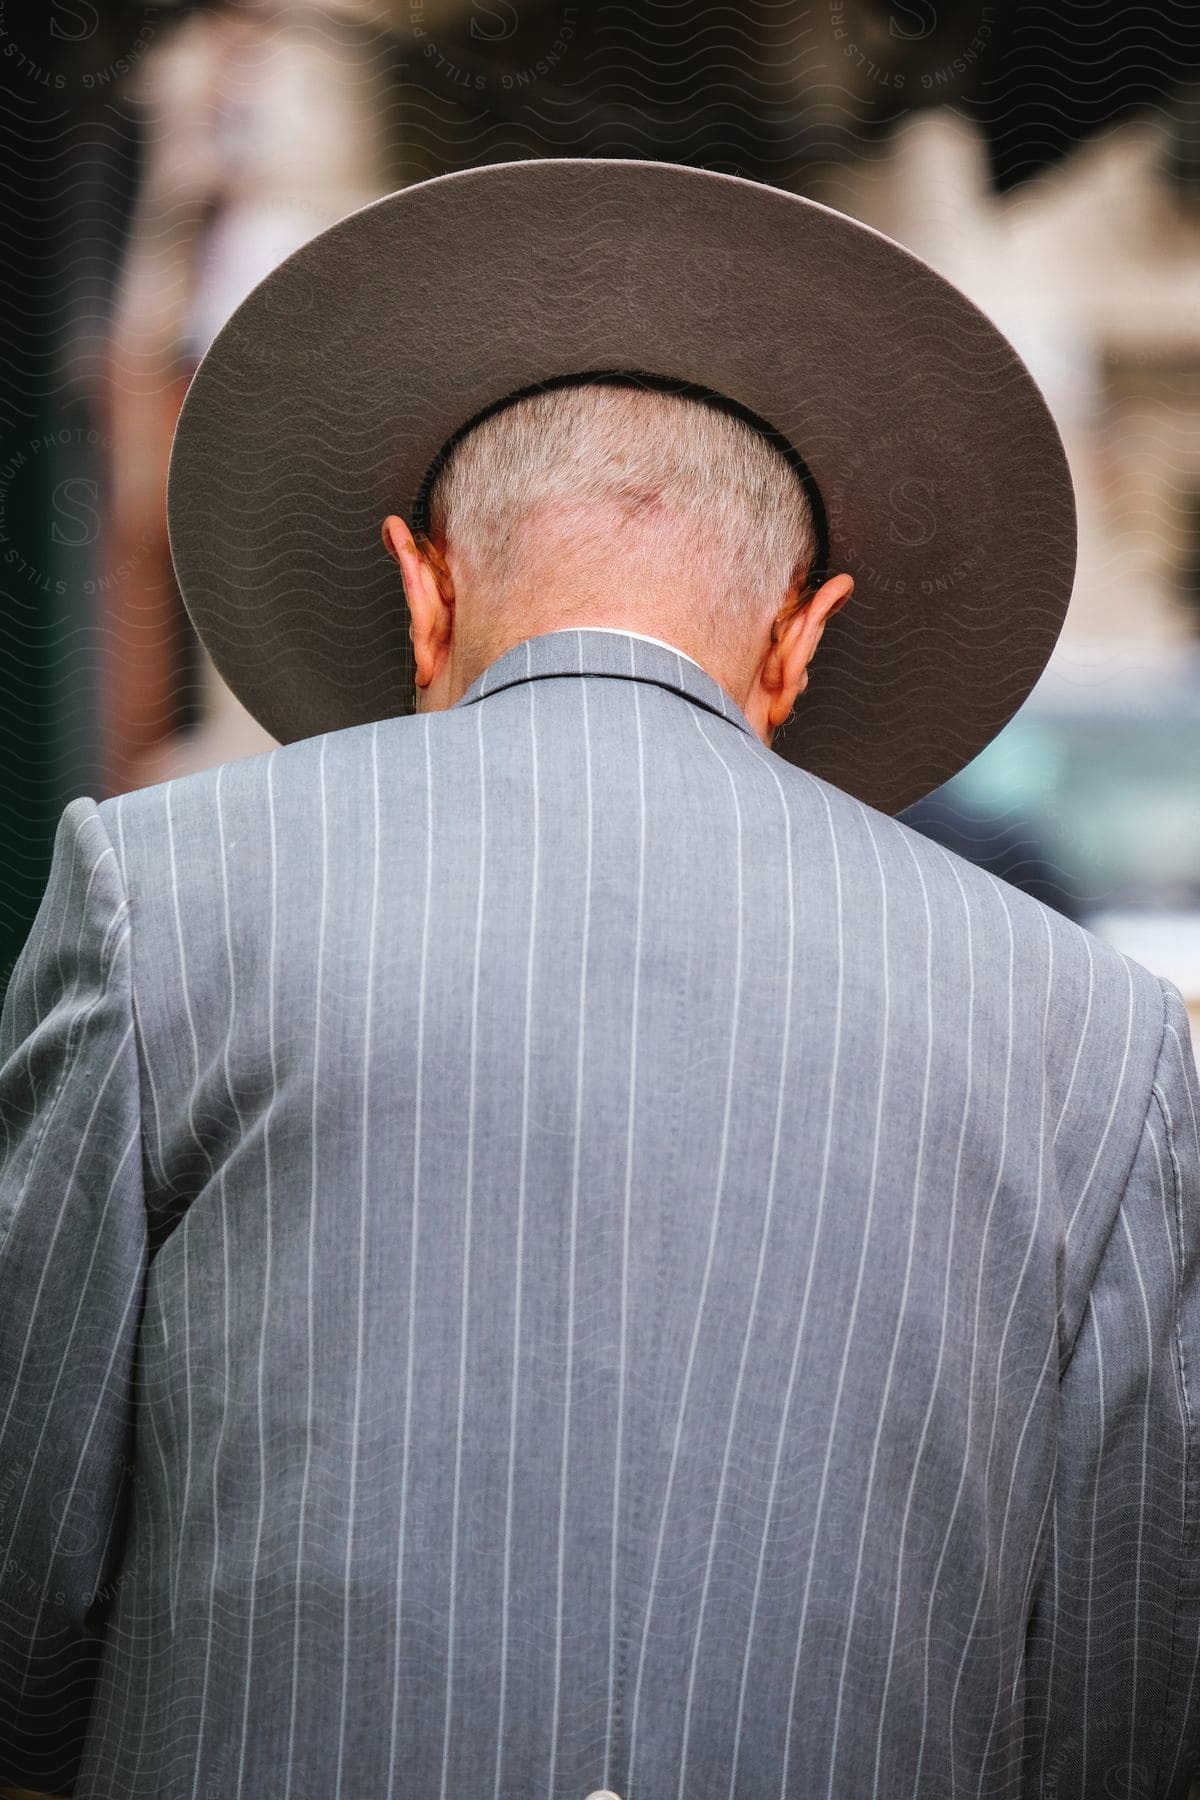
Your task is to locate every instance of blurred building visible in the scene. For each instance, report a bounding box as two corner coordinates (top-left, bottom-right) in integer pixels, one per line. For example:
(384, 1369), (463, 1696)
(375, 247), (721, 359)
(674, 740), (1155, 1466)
(840, 108), (1200, 1037)
(101, 0), (405, 793)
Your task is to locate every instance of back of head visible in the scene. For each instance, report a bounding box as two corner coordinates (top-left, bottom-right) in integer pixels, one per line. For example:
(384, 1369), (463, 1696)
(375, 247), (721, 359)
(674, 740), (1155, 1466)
(427, 382), (817, 678)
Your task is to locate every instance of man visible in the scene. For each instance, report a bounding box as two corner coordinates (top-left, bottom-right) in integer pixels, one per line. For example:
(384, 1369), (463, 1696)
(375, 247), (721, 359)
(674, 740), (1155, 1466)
(1, 158), (1197, 1799)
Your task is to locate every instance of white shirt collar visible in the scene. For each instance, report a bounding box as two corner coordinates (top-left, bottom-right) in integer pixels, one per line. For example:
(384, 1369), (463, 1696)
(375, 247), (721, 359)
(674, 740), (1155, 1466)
(545, 626), (705, 672)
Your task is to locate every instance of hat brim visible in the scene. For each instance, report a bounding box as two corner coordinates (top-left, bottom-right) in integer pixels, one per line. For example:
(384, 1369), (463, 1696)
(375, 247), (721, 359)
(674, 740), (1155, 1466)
(166, 157), (1076, 814)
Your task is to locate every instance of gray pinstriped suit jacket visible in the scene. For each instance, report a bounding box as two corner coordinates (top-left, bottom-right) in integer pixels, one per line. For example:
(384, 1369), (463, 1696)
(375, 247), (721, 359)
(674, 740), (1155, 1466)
(2, 625), (1199, 1800)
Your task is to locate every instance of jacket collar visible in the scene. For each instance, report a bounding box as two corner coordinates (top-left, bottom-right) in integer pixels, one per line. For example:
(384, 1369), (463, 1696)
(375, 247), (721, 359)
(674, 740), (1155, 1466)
(451, 627), (760, 743)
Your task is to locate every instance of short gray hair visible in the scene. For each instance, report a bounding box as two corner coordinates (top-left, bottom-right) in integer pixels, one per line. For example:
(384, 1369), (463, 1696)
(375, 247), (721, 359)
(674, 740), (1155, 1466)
(426, 381), (817, 654)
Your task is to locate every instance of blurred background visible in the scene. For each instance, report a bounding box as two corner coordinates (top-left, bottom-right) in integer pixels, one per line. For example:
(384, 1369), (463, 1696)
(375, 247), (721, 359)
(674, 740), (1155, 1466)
(2, 0), (1198, 1050)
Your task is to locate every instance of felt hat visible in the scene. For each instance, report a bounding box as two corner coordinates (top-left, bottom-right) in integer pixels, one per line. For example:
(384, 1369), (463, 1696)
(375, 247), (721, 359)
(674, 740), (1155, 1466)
(165, 156), (1076, 814)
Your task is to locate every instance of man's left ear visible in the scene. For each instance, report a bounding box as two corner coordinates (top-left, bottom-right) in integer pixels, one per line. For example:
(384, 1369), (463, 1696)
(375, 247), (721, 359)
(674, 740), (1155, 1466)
(380, 514), (456, 608)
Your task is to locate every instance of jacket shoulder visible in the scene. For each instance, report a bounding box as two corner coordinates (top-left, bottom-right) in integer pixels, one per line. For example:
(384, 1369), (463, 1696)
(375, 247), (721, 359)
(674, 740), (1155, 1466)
(96, 718), (395, 842)
(813, 772), (1157, 995)
(803, 770), (1168, 1138)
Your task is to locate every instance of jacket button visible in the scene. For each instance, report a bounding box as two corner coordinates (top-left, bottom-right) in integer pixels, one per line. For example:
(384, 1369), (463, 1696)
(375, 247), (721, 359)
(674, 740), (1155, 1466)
(584, 1792), (622, 1799)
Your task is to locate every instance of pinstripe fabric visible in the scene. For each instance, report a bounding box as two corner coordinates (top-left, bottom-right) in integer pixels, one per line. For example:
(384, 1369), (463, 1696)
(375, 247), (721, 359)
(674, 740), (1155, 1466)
(543, 626), (707, 669)
(1, 626), (1198, 1800)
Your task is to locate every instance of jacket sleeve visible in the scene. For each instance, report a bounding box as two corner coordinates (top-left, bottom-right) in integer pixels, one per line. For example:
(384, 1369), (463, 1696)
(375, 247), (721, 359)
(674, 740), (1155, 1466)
(0, 797), (148, 1797)
(1025, 974), (1200, 1799)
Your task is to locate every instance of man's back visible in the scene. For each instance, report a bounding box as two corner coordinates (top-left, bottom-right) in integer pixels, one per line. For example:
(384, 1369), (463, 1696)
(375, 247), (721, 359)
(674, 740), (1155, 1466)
(2, 629), (1197, 1799)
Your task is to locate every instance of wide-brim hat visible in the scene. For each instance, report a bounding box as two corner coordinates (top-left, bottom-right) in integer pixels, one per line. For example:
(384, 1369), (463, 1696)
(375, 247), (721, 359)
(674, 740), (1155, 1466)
(166, 156), (1076, 815)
